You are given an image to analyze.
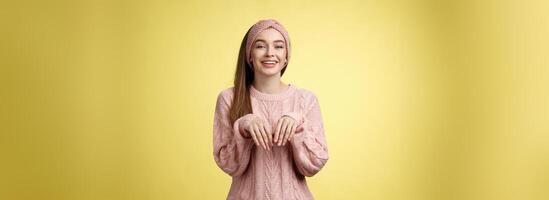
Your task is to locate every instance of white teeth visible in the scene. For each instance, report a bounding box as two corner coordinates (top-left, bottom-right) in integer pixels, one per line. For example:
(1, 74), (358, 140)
(262, 61), (276, 64)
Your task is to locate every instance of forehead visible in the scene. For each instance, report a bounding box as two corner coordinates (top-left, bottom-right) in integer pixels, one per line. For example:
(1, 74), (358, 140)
(254, 28), (285, 43)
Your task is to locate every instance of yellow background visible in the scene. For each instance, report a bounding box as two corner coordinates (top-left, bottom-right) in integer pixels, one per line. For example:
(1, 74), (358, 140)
(1, 0), (548, 199)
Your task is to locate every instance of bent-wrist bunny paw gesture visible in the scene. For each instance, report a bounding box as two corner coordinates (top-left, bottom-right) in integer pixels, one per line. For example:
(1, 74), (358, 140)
(274, 116), (297, 146)
(244, 116), (273, 151)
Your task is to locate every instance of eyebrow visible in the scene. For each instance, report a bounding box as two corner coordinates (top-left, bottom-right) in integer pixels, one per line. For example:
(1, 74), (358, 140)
(254, 39), (285, 44)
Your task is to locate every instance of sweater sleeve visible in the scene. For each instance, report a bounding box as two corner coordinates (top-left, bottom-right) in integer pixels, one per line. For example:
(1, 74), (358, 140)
(288, 94), (329, 177)
(212, 91), (256, 177)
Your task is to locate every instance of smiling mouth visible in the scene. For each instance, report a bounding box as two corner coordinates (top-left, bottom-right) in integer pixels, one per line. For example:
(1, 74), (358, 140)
(261, 60), (278, 64)
(261, 60), (278, 68)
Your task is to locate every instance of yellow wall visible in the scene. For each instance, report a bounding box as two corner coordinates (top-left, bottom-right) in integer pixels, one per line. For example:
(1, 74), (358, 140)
(1, 0), (548, 199)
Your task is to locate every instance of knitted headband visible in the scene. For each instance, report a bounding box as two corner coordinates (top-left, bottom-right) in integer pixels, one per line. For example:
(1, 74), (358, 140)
(245, 19), (291, 67)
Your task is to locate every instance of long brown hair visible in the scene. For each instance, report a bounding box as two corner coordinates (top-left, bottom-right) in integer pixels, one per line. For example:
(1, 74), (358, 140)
(229, 27), (288, 124)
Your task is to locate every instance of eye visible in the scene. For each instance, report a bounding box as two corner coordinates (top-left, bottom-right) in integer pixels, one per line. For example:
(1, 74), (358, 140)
(255, 45), (265, 48)
(275, 45), (284, 49)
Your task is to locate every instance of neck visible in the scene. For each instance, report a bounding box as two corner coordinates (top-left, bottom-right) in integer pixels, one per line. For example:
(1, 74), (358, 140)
(252, 73), (288, 94)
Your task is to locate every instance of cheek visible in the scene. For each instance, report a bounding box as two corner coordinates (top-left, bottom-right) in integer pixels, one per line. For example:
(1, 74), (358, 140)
(279, 49), (287, 57)
(278, 51), (287, 61)
(251, 50), (262, 60)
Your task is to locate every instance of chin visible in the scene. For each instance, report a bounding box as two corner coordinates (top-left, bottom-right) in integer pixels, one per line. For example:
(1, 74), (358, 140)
(259, 67), (282, 76)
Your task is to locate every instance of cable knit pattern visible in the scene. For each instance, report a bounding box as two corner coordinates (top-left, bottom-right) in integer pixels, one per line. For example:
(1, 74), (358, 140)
(213, 84), (329, 200)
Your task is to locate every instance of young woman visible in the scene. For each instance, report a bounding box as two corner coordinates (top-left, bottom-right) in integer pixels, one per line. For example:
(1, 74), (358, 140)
(213, 19), (329, 200)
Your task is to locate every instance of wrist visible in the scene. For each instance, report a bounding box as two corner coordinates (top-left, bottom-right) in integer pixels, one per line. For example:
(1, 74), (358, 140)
(238, 114), (256, 133)
(282, 111), (302, 125)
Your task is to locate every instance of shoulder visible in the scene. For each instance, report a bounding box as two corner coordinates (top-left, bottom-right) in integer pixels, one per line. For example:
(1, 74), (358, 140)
(216, 87), (235, 105)
(293, 85), (319, 103)
(218, 87), (234, 97)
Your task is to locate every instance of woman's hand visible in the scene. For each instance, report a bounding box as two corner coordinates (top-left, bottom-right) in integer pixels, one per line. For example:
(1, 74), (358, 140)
(244, 116), (273, 151)
(274, 116), (298, 146)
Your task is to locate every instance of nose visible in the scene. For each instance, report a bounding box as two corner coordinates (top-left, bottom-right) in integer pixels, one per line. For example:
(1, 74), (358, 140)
(265, 46), (274, 57)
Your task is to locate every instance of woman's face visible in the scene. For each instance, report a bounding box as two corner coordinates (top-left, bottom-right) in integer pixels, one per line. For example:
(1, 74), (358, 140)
(250, 28), (287, 77)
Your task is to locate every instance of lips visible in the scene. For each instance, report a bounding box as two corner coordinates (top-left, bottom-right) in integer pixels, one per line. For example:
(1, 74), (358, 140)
(261, 60), (278, 67)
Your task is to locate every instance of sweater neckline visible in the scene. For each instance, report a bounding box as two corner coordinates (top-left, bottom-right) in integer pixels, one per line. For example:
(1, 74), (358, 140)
(250, 83), (296, 101)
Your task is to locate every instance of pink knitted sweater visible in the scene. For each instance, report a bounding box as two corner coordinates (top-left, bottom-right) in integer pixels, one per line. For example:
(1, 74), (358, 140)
(213, 84), (329, 200)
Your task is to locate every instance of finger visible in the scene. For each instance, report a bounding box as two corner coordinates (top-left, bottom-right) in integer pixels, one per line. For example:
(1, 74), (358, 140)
(282, 121), (294, 146)
(255, 126), (267, 150)
(287, 124), (297, 144)
(259, 124), (271, 150)
(263, 125), (273, 147)
(274, 119), (282, 143)
(249, 128), (260, 147)
(259, 127), (270, 151)
(278, 119), (288, 146)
